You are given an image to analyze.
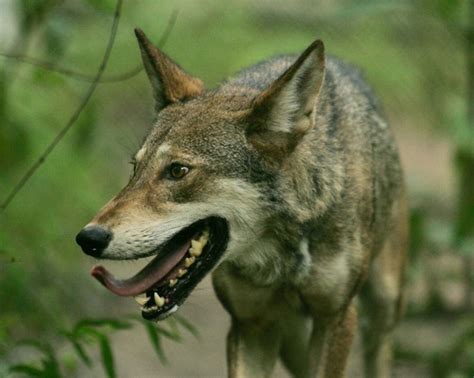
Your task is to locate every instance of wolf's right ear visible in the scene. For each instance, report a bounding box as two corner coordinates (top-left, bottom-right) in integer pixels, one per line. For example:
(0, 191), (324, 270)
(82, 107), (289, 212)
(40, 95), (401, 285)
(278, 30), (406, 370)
(134, 28), (204, 112)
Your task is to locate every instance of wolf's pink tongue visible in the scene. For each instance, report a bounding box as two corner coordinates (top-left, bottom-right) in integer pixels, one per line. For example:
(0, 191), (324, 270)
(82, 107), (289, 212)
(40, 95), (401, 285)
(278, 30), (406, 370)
(91, 242), (190, 297)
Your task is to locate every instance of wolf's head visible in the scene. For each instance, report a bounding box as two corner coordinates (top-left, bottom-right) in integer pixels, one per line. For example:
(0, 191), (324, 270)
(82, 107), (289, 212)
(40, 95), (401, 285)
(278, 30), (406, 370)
(76, 29), (325, 320)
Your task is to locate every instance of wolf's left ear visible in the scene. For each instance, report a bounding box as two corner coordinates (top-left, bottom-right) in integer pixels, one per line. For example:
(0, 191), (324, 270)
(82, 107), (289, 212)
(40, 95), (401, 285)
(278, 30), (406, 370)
(134, 28), (204, 112)
(247, 40), (325, 154)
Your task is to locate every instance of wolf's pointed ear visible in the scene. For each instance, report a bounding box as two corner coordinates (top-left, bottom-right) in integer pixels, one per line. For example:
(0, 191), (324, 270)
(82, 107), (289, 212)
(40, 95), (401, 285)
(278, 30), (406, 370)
(134, 28), (204, 112)
(247, 40), (325, 155)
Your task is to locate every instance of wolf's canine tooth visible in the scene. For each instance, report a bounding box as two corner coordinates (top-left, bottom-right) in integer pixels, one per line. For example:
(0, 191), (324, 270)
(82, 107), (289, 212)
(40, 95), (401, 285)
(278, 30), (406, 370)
(134, 295), (149, 306)
(154, 292), (165, 307)
(185, 256), (195, 267)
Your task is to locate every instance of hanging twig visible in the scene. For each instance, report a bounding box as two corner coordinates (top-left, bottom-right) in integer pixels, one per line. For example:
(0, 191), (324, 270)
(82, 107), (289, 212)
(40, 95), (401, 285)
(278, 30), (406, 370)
(0, 0), (125, 212)
(0, 52), (141, 83)
(0, 10), (178, 83)
(1, 6), (179, 213)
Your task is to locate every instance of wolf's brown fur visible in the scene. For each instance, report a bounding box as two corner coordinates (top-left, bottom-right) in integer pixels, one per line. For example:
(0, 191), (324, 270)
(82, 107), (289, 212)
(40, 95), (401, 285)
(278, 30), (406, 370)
(79, 29), (408, 377)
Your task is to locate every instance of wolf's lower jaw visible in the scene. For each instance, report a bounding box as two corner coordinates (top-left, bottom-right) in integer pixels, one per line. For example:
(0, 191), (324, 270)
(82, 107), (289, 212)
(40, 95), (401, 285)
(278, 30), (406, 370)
(138, 230), (210, 319)
(141, 217), (229, 320)
(91, 216), (229, 321)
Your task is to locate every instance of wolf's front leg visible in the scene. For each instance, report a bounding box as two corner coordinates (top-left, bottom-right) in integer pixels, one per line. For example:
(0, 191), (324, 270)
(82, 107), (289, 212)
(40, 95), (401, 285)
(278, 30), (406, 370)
(300, 237), (366, 377)
(307, 303), (357, 378)
(213, 265), (283, 377)
(227, 319), (281, 378)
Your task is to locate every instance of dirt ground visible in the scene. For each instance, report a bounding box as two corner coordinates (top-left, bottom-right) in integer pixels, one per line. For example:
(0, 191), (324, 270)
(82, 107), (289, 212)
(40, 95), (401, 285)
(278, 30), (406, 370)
(81, 123), (459, 377)
(83, 276), (469, 378)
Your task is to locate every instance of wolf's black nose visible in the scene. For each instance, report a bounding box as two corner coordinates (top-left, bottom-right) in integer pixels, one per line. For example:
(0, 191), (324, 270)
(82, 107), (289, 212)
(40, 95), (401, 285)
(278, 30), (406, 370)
(75, 226), (112, 257)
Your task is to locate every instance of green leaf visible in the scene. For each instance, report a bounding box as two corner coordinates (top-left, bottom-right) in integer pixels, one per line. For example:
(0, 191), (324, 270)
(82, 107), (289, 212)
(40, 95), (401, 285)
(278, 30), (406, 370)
(72, 340), (92, 367)
(15, 340), (61, 375)
(75, 318), (132, 332)
(40, 356), (62, 378)
(142, 321), (168, 364)
(68, 325), (117, 376)
(155, 322), (181, 343)
(63, 333), (92, 367)
(173, 315), (199, 340)
(9, 363), (44, 376)
(72, 325), (98, 341)
(98, 334), (115, 378)
(9, 351), (62, 377)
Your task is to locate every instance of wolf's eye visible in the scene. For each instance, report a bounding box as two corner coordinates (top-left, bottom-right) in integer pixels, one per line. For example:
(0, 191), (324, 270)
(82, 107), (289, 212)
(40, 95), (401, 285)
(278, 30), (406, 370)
(168, 163), (190, 180)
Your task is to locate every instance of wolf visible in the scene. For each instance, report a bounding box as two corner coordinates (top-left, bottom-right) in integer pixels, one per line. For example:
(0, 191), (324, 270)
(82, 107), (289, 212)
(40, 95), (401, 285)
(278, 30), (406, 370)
(75, 28), (408, 378)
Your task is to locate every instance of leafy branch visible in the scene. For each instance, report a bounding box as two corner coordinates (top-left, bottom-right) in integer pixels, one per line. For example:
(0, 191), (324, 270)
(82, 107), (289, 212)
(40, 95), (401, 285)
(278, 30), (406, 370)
(8, 315), (198, 378)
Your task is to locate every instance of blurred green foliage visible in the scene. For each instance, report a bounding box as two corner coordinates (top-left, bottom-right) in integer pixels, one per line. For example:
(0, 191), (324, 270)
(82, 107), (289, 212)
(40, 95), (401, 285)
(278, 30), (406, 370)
(6, 315), (197, 377)
(0, 0), (473, 376)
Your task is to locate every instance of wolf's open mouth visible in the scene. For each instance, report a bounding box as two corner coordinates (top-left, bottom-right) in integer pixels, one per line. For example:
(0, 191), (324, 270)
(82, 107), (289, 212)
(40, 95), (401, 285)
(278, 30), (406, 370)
(90, 217), (229, 320)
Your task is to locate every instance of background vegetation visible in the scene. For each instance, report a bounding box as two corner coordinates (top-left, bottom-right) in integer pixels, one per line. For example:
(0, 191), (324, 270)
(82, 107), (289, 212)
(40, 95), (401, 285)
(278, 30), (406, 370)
(0, 0), (473, 376)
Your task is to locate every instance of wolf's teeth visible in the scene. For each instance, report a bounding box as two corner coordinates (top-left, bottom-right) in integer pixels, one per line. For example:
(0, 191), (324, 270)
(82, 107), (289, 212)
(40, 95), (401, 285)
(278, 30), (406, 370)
(191, 240), (202, 250)
(154, 292), (165, 307)
(134, 294), (149, 306)
(178, 268), (187, 277)
(169, 279), (178, 287)
(185, 256), (195, 267)
(190, 241), (203, 257)
(200, 230), (209, 244)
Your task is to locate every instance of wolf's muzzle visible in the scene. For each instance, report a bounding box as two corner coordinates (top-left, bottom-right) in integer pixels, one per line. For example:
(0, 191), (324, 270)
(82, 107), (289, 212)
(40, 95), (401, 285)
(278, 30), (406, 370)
(76, 226), (112, 257)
